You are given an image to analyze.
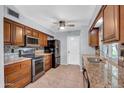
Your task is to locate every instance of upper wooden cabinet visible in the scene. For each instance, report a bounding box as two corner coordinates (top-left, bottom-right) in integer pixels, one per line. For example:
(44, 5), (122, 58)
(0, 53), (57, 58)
(39, 32), (44, 46)
(32, 30), (39, 38)
(120, 5), (124, 43)
(103, 5), (119, 43)
(4, 19), (12, 44)
(25, 27), (33, 36)
(89, 28), (99, 47)
(44, 34), (48, 46)
(4, 18), (49, 46)
(25, 28), (39, 38)
(13, 23), (25, 46)
(39, 32), (48, 47)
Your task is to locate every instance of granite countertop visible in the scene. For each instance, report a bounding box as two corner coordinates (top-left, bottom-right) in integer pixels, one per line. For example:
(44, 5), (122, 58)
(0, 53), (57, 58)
(83, 55), (124, 88)
(4, 57), (32, 66)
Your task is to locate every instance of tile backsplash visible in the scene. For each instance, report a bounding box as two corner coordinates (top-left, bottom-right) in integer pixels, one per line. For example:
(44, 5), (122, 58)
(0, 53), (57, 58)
(4, 45), (19, 53)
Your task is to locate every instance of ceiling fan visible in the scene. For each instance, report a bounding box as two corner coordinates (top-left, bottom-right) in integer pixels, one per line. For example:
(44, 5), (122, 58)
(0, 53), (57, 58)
(53, 20), (75, 30)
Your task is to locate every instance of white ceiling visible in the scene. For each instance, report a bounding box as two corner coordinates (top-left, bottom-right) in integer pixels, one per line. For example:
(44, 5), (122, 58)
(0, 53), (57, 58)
(14, 5), (100, 32)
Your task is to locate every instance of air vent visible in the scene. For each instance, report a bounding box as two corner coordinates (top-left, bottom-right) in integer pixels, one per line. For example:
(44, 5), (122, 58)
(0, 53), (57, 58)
(8, 8), (19, 19)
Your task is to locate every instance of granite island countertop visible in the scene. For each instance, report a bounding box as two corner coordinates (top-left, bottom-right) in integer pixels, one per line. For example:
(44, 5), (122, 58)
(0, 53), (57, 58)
(83, 55), (124, 88)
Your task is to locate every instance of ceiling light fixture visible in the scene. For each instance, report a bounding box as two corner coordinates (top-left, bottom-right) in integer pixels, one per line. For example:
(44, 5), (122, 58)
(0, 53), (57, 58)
(60, 26), (65, 30)
(59, 21), (65, 30)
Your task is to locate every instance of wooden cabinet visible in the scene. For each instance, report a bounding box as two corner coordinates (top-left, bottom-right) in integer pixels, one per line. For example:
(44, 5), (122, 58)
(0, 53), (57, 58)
(4, 59), (31, 88)
(89, 28), (99, 47)
(44, 34), (48, 46)
(39, 32), (44, 46)
(32, 30), (39, 38)
(103, 5), (119, 43)
(13, 23), (25, 46)
(25, 27), (33, 36)
(4, 18), (49, 46)
(4, 19), (13, 44)
(44, 55), (52, 72)
(4, 18), (25, 46)
(120, 5), (124, 43)
(25, 28), (39, 38)
(39, 32), (48, 47)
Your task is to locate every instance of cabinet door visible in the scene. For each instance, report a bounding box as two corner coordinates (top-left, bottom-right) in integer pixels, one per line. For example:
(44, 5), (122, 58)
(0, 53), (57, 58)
(103, 5), (119, 42)
(13, 23), (25, 46)
(39, 32), (44, 47)
(44, 34), (48, 46)
(89, 28), (99, 47)
(4, 19), (12, 44)
(25, 27), (33, 36)
(44, 55), (52, 72)
(4, 60), (31, 88)
(120, 5), (124, 43)
(32, 30), (39, 38)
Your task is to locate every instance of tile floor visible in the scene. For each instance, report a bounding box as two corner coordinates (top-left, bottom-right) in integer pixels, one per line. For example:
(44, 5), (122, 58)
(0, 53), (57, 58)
(25, 65), (83, 88)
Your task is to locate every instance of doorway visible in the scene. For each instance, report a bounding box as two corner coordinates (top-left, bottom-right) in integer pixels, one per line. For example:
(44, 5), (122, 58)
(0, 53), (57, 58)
(67, 36), (80, 65)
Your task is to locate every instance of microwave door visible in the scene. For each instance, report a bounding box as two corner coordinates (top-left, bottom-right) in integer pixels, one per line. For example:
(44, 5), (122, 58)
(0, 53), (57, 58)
(26, 36), (39, 46)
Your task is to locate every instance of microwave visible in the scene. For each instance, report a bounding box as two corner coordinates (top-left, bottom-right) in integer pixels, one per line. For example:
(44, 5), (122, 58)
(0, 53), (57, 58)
(25, 35), (40, 47)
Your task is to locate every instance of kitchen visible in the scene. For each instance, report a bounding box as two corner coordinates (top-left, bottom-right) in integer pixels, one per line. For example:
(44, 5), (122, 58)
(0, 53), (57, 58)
(0, 5), (124, 88)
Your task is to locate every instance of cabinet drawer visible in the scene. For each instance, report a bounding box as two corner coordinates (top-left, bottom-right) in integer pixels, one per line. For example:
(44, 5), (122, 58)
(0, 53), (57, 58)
(5, 63), (20, 75)
(15, 75), (31, 88)
(20, 60), (31, 69)
(7, 75), (31, 88)
(5, 69), (31, 84)
(5, 71), (21, 83)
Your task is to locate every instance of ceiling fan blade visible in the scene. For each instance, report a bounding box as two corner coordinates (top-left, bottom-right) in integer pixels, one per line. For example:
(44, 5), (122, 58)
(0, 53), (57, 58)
(66, 24), (75, 27)
(53, 22), (58, 24)
(65, 20), (83, 23)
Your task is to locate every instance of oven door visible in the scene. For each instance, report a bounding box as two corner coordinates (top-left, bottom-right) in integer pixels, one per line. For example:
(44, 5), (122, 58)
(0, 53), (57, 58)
(32, 58), (44, 76)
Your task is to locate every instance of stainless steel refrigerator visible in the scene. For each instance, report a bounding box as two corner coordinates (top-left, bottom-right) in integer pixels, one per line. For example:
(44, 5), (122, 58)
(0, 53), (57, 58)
(45, 39), (60, 68)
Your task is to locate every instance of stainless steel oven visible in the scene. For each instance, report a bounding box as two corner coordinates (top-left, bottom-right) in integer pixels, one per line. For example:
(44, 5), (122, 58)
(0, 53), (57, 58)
(19, 48), (45, 82)
(32, 56), (45, 81)
(25, 35), (40, 47)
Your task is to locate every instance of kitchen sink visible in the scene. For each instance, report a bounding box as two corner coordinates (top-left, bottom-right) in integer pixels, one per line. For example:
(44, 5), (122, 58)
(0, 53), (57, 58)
(87, 57), (102, 63)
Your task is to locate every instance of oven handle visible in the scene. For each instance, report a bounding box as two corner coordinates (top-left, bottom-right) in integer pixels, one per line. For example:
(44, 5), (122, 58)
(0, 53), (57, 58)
(32, 58), (43, 62)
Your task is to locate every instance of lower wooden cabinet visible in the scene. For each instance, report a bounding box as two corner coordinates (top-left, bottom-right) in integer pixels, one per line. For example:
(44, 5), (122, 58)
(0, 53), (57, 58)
(4, 59), (31, 88)
(44, 55), (52, 72)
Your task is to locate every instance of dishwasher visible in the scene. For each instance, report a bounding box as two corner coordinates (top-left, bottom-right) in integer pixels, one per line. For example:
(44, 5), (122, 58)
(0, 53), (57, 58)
(83, 68), (90, 88)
